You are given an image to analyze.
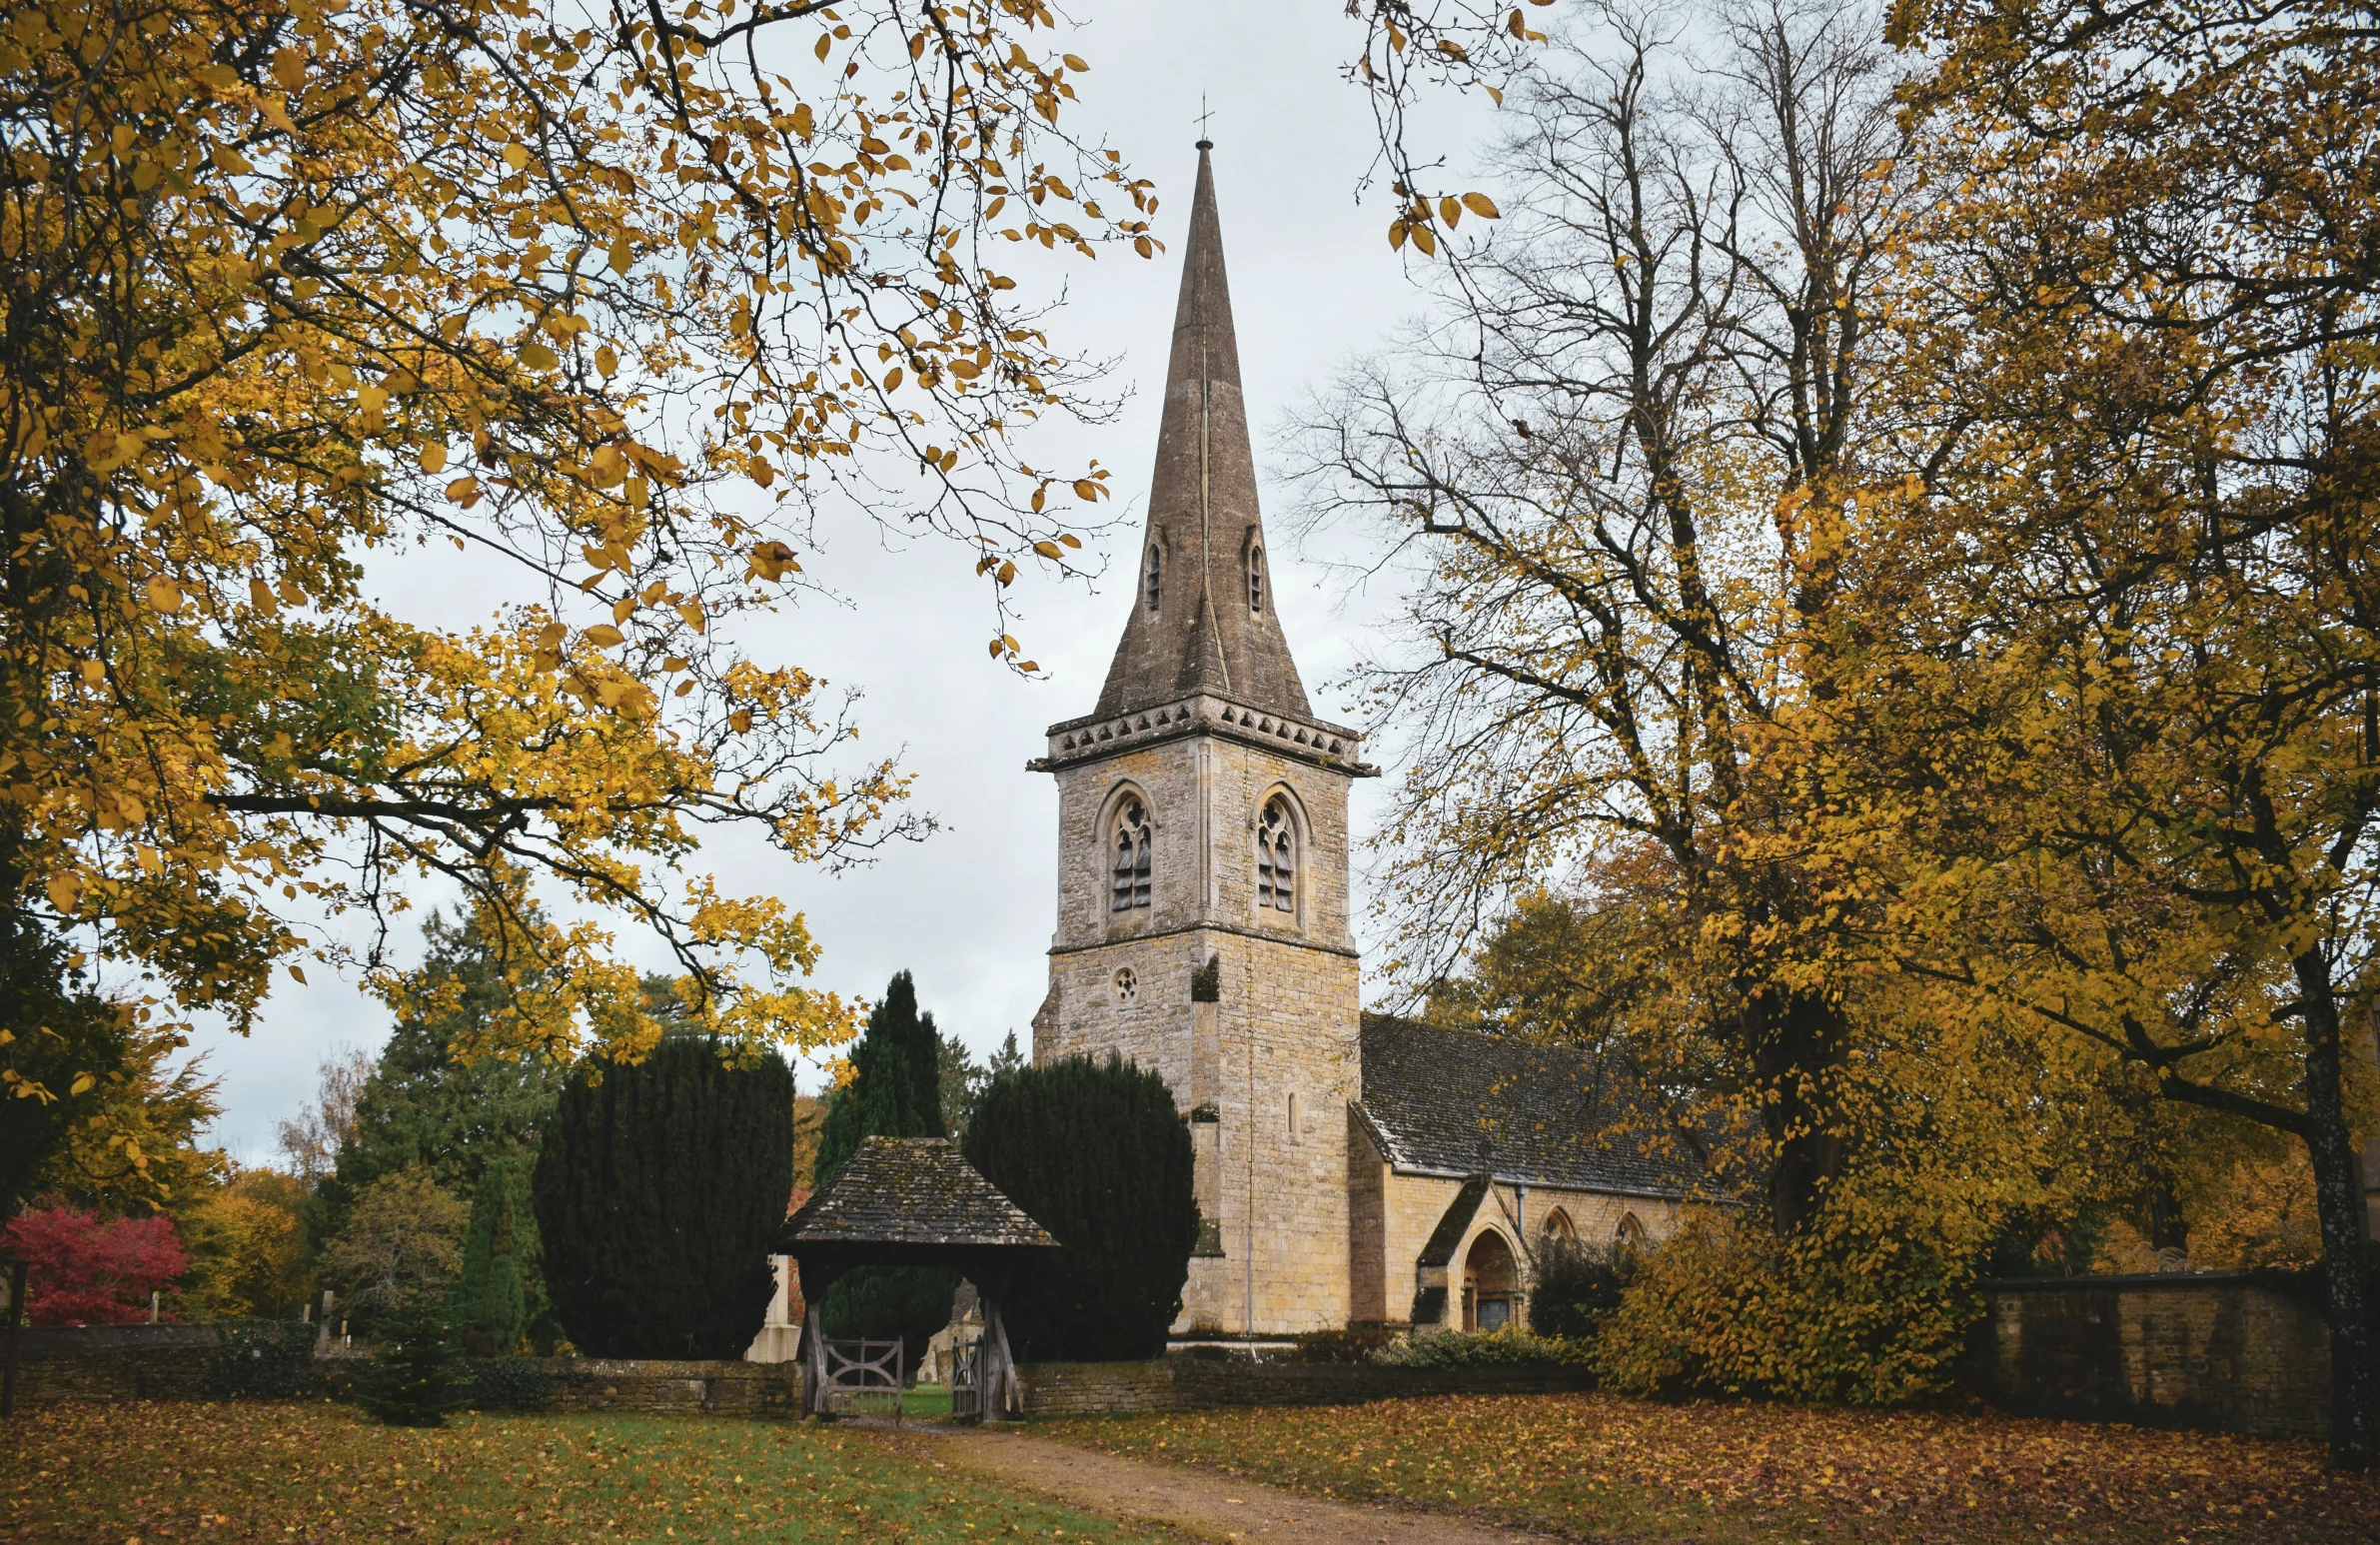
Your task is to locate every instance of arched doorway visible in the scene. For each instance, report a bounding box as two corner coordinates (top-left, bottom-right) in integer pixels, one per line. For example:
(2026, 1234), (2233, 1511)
(1462, 1230), (1517, 1332)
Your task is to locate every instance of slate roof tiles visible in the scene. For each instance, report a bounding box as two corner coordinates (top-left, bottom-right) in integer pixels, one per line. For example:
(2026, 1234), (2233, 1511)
(1356, 1016), (1698, 1198)
(780, 1136), (1056, 1250)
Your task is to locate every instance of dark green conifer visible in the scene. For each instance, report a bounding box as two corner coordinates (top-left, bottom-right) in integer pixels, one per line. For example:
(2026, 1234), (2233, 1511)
(532, 1035), (792, 1359)
(455, 1155), (530, 1356)
(357, 1293), (470, 1427)
(815, 971), (944, 1180)
(962, 1053), (1199, 1361)
(815, 971), (959, 1369)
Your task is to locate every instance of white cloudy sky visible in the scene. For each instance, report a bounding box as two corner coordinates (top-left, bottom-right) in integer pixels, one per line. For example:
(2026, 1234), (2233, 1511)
(189, 1), (1503, 1160)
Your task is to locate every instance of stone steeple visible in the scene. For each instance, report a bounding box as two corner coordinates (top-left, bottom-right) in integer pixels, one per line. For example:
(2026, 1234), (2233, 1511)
(1093, 143), (1311, 722)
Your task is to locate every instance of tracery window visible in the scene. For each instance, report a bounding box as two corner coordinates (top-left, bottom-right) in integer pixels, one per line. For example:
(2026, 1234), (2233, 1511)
(1145, 545), (1163, 612)
(1255, 796), (1295, 913)
(1111, 797), (1152, 911)
(1246, 544), (1265, 612)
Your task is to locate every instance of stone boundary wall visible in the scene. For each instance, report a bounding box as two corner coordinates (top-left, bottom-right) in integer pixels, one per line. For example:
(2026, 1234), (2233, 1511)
(6, 1326), (798, 1417)
(5, 1324), (228, 1406)
(1962, 1273), (2331, 1441)
(1019, 1357), (1595, 1416)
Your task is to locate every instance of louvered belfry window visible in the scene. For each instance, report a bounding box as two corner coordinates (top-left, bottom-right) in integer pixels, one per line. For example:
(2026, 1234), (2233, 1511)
(1247, 545), (1264, 612)
(1111, 798), (1152, 911)
(1256, 796), (1295, 912)
(1145, 545), (1163, 612)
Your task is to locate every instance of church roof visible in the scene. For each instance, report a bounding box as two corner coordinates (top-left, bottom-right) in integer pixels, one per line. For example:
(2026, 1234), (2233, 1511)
(780, 1137), (1057, 1251)
(1356, 1017), (1697, 1198)
(1092, 143), (1311, 722)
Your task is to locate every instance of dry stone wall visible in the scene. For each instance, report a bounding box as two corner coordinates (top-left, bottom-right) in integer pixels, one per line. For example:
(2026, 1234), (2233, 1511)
(6, 1326), (798, 1417)
(1017, 1357), (1595, 1416)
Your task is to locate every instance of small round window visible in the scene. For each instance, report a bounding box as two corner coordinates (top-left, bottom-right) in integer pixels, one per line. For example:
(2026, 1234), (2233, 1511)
(1114, 966), (1138, 1003)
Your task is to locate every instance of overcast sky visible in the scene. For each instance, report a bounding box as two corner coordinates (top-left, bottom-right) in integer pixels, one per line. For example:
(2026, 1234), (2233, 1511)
(189, 1), (1499, 1161)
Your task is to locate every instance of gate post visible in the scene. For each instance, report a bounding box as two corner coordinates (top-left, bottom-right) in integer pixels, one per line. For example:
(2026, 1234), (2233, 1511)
(799, 1299), (826, 1417)
(980, 1294), (1020, 1421)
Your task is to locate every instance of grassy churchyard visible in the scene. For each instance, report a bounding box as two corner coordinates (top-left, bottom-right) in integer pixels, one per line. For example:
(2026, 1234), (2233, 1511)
(2, 1401), (1170, 1544)
(12, 1393), (2380, 1545)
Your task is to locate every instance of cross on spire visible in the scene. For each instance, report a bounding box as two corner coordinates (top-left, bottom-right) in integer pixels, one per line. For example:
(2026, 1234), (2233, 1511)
(1194, 94), (1214, 148)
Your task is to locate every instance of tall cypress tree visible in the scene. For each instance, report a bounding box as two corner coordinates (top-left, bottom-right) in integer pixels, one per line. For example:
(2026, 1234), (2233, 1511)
(963, 1053), (1199, 1362)
(455, 1155), (530, 1356)
(532, 1036), (792, 1359)
(815, 971), (944, 1180)
(815, 971), (959, 1369)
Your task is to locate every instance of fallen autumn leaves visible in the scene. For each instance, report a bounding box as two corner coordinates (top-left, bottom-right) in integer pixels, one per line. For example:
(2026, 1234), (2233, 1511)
(1036, 1392), (2380, 1544)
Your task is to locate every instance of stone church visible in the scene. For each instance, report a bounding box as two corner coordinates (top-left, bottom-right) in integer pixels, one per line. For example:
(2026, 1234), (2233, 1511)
(1028, 145), (1686, 1341)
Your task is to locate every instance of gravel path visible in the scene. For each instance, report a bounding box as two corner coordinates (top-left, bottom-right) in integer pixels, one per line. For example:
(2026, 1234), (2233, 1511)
(878, 1425), (1562, 1545)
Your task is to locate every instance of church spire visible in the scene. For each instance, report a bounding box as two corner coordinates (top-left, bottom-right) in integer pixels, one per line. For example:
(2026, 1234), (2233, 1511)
(1093, 143), (1311, 721)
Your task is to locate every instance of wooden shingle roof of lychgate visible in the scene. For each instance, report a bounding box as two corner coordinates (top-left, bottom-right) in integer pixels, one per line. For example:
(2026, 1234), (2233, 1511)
(780, 1136), (1057, 1250)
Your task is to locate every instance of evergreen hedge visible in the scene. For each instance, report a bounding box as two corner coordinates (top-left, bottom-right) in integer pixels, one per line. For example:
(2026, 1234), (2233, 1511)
(961, 1053), (1199, 1361)
(531, 1036), (792, 1359)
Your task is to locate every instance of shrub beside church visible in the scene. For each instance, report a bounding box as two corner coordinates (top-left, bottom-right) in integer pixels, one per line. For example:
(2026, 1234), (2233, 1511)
(532, 1036), (792, 1360)
(964, 1053), (1199, 1362)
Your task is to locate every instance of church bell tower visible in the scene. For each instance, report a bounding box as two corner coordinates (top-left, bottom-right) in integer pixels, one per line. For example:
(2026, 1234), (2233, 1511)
(1029, 142), (1374, 1338)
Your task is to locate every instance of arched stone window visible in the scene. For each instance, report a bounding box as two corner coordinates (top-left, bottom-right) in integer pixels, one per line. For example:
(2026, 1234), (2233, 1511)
(1110, 797), (1152, 911)
(1615, 1212), (1647, 1254)
(1287, 1091), (1302, 1144)
(1255, 796), (1295, 913)
(1246, 543), (1265, 612)
(1539, 1208), (1577, 1247)
(1144, 544), (1162, 612)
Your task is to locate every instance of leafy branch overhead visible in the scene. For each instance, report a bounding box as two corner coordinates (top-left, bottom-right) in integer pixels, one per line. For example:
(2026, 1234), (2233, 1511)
(0, 0), (1158, 1071)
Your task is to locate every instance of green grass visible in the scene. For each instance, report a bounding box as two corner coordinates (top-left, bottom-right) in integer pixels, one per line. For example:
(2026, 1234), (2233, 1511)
(6, 1399), (1175, 1543)
(902, 1383), (954, 1420)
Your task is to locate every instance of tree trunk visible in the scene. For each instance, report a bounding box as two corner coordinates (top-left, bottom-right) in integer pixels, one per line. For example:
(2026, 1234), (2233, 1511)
(1751, 987), (1850, 1234)
(2294, 952), (2376, 1468)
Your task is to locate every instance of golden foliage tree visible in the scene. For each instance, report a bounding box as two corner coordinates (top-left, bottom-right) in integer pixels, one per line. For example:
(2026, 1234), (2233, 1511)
(182, 1165), (310, 1319)
(0, 0), (1154, 1093)
(1347, 0), (2378, 1459)
(1796, 0), (2380, 1463)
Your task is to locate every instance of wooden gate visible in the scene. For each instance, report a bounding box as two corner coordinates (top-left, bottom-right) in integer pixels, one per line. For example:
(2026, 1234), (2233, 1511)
(821, 1338), (904, 1420)
(947, 1335), (983, 1422)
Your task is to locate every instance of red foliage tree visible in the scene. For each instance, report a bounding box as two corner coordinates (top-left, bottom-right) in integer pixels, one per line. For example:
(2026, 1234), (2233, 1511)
(0, 1207), (189, 1325)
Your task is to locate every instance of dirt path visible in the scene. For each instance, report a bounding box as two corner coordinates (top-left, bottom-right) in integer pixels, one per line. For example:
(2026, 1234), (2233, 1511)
(876, 1425), (1561, 1545)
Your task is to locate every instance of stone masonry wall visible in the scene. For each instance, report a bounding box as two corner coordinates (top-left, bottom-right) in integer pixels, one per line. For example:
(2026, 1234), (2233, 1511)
(7, 1326), (797, 1417)
(5, 1324), (225, 1405)
(1356, 1161), (1680, 1329)
(1018, 1358), (1595, 1417)
(1962, 1275), (2331, 1441)
(1041, 725), (1363, 1338)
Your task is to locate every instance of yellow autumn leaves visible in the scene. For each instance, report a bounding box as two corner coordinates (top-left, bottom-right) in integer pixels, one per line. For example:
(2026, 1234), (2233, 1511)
(0, 0), (1147, 1092)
